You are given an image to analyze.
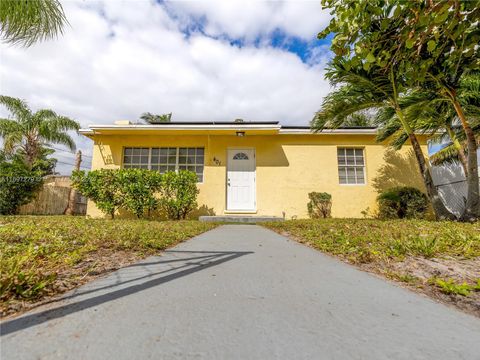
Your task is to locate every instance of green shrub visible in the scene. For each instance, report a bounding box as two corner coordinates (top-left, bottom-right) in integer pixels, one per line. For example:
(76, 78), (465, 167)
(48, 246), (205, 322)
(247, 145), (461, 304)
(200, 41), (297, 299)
(160, 171), (199, 220)
(307, 192), (332, 218)
(0, 156), (43, 215)
(433, 278), (479, 296)
(116, 169), (163, 218)
(72, 169), (123, 219)
(377, 187), (428, 219)
(73, 169), (200, 220)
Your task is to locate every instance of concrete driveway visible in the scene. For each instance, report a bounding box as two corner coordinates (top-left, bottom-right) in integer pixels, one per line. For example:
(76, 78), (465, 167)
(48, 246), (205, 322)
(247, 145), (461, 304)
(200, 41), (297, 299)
(1, 225), (479, 359)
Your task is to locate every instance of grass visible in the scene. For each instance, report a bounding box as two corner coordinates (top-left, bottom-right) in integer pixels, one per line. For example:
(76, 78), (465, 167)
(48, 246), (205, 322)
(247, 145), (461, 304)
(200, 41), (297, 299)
(433, 278), (480, 296)
(265, 219), (480, 264)
(264, 218), (480, 316)
(0, 216), (217, 314)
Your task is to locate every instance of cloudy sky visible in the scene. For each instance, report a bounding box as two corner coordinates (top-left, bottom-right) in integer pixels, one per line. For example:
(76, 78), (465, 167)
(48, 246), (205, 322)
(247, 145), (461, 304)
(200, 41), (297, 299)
(0, 0), (333, 174)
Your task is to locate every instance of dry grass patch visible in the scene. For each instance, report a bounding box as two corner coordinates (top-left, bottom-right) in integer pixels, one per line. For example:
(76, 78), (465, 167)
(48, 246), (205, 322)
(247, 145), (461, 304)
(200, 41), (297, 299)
(264, 219), (480, 317)
(0, 216), (217, 317)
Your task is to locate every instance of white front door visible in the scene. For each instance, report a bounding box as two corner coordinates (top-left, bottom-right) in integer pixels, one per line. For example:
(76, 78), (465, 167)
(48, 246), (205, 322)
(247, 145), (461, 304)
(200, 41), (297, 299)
(227, 149), (256, 211)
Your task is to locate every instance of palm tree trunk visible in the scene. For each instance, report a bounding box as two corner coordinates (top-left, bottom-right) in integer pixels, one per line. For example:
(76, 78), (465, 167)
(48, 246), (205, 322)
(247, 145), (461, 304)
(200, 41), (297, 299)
(451, 98), (480, 220)
(394, 107), (456, 220)
(445, 125), (468, 176)
(65, 151), (82, 215)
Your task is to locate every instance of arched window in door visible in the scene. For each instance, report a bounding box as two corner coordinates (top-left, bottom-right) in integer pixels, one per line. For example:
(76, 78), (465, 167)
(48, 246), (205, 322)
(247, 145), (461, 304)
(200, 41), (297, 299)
(233, 152), (249, 160)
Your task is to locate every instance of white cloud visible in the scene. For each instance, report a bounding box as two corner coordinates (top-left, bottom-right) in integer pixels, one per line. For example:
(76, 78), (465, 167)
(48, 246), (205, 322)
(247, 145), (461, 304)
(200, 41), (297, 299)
(0, 0), (332, 174)
(166, 0), (331, 41)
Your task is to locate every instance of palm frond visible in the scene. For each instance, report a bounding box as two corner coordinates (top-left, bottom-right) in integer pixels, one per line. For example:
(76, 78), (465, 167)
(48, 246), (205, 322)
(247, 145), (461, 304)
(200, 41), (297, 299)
(140, 112), (172, 124)
(40, 115), (79, 132)
(43, 131), (76, 151)
(342, 112), (375, 127)
(34, 109), (58, 120)
(0, 95), (31, 121)
(2, 132), (23, 154)
(376, 121), (402, 143)
(389, 132), (410, 150)
(0, 118), (22, 137)
(312, 84), (383, 131)
(429, 144), (461, 166)
(0, 0), (68, 47)
(325, 59), (393, 99)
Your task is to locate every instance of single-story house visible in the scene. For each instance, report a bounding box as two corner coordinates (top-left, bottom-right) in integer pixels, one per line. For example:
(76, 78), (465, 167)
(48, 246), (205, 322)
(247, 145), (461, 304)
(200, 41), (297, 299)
(79, 120), (427, 219)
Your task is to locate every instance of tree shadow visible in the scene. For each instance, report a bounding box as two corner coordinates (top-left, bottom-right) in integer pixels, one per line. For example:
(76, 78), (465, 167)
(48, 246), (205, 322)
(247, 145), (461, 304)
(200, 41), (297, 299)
(188, 204), (216, 219)
(0, 250), (253, 336)
(372, 149), (425, 193)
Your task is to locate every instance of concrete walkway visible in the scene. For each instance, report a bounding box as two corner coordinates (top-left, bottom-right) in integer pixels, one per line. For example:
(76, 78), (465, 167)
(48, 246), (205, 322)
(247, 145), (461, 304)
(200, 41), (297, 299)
(1, 225), (479, 359)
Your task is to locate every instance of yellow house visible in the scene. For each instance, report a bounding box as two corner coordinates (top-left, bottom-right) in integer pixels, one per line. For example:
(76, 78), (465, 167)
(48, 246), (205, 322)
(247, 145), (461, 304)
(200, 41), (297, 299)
(79, 120), (426, 219)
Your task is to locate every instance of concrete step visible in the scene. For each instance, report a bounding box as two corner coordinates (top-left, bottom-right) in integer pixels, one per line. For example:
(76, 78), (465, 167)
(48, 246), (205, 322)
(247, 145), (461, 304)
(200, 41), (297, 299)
(199, 215), (284, 223)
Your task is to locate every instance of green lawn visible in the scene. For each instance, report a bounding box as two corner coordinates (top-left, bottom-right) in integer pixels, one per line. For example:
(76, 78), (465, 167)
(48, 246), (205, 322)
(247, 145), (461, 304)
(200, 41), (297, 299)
(0, 216), (217, 316)
(264, 219), (480, 316)
(265, 219), (480, 262)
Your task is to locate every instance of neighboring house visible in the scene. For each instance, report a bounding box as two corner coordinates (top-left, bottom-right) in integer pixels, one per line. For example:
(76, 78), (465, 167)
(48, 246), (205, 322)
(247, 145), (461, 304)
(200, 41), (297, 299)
(430, 149), (480, 217)
(79, 120), (428, 219)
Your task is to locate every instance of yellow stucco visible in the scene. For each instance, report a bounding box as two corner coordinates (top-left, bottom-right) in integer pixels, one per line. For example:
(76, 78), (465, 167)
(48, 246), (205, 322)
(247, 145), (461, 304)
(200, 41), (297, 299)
(85, 131), (427, 219)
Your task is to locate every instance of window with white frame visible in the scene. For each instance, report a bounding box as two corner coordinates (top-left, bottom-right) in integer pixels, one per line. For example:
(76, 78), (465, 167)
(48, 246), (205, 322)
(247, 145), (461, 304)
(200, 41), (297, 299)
(337, 148), (365, 184)
(123, 147), (204, 182)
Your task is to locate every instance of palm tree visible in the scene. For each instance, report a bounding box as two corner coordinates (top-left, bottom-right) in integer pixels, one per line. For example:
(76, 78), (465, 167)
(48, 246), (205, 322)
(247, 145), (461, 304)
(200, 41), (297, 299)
(140, 112), (172, 124)
(312, 60), (456, 220)
(0, 0), (68, 47)
(0, 95), (79, 167)
(427, 70), (480, 220)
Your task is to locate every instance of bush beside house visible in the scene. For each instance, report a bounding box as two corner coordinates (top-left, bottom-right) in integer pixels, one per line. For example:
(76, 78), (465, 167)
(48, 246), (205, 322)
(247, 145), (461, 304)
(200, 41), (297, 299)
(307, 192), (332, 218)
(377, 187), (428, 219)
(72, 168), (199, 220)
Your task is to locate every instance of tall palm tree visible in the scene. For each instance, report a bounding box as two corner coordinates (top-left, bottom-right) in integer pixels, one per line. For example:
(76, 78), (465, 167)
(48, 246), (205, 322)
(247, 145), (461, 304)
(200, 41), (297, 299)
(312, 60), (456, 220)
(0, 95), (79, 167)
(428, 70), (480, 221)
(140, 112), (172, 124)
(0, 0), (68, 47)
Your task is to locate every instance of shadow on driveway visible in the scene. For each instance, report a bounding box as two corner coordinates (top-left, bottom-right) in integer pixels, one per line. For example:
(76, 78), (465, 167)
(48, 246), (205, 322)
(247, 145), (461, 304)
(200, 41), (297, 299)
(1, 250), (253, 336)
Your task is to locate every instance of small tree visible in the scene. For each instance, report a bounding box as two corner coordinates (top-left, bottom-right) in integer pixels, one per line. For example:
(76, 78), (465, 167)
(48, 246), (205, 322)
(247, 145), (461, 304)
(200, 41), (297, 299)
(160, 171), (199, 220)
(307, 192), (332, 218)
(0, 154), (43, 214)
(71, 169), (122, 219)
(0, 95), (79, 168)
(117, 168), (163, 218)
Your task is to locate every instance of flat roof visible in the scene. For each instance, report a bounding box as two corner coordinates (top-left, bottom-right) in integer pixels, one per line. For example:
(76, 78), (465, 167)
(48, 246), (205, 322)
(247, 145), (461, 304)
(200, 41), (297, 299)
(79, 121), (378, 136)
(139, 121), (281, 125)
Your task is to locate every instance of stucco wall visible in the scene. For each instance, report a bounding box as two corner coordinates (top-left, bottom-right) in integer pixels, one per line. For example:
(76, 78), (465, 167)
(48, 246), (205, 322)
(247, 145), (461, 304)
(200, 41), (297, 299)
(86, 133), (427, 219)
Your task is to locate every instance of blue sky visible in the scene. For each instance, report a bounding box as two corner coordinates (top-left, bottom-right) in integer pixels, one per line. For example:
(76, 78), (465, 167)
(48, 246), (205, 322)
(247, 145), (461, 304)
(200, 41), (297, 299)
(0, 1), (333, 173)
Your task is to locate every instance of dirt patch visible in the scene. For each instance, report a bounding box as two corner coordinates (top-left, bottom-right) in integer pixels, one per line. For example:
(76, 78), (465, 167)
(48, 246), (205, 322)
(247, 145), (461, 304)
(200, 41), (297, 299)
(391, 256), (480, 282)
(384, 257), (480, 317)
(1, 250), (143, 318)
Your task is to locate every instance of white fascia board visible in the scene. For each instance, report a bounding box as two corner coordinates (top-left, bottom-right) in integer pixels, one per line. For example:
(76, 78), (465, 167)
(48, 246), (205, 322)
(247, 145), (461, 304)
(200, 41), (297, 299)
(279, 128), (378, 135)
(79, 128), (94, 135)
(85, 124), (281, 131)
